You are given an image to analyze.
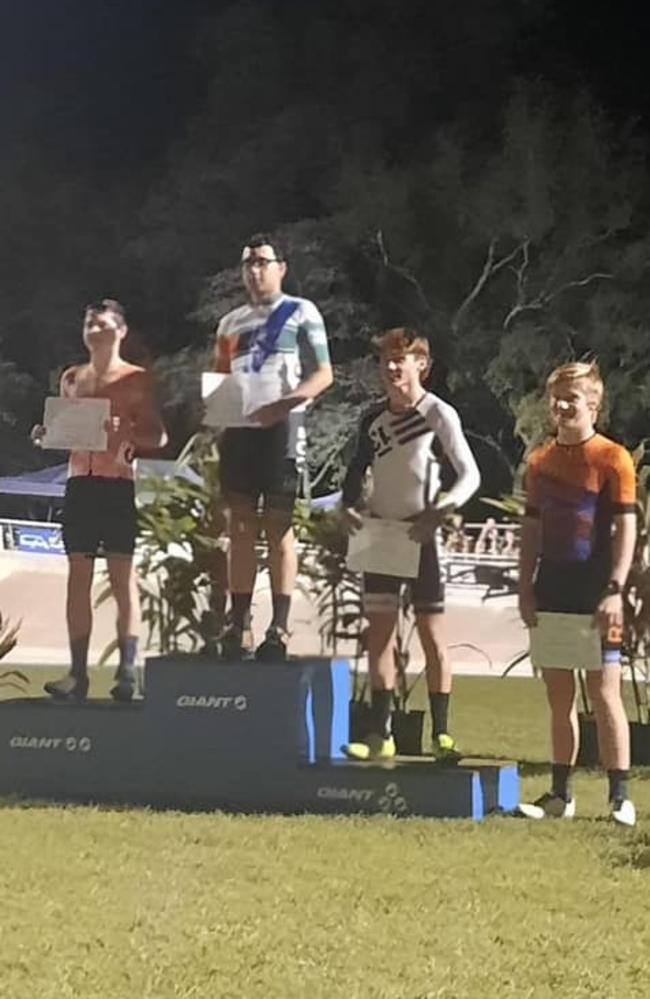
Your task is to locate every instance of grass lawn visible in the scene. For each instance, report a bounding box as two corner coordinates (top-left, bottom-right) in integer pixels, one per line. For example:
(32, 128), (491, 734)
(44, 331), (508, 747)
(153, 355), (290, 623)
(1, 671), (650, 998)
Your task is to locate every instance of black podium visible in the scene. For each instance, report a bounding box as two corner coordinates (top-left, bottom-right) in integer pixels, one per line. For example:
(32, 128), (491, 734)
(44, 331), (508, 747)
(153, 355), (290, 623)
(0, 656), (519, 819)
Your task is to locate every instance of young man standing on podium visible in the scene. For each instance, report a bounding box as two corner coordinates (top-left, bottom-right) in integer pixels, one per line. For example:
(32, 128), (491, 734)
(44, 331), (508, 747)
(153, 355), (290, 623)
(341, 328), (480, 761)
(517, 361), (637, 826)
(34, 299), (167, 702)
(214, 234), (333, 661)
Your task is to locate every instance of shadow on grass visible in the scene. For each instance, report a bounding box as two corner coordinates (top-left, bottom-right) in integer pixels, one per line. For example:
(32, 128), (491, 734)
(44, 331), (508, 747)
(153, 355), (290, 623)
(467, 753), (551, 777)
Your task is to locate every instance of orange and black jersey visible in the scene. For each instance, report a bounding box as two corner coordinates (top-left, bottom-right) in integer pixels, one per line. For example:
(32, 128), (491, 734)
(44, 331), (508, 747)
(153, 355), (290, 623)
(525, 433), (636, 564)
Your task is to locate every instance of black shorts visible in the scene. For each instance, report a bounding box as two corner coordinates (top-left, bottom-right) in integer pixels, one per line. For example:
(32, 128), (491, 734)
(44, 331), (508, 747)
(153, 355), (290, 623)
(534, 559), (608, 614)
(62, 476), (137, 557)
(534, 559), (621, 665)
(218, 424), (299, 512)
(363, 542), (445, 615)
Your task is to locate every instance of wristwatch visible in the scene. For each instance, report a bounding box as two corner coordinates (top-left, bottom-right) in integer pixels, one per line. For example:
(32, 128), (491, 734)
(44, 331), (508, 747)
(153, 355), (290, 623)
(603, 580), (622, 596)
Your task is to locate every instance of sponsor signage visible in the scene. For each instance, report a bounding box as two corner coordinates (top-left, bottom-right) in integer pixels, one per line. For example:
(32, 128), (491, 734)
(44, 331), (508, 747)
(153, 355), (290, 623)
(10, 734), (92, 752)
(316, 781), (409, 814)
(1, 521), (64, 556)
(175, 694), (248, 711)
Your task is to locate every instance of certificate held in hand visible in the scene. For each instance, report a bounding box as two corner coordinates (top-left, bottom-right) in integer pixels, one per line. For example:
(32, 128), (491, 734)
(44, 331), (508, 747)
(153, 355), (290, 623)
(529, 612), (603, 671)
(346, 518), (421, 578)
(42, 397), (110, 451)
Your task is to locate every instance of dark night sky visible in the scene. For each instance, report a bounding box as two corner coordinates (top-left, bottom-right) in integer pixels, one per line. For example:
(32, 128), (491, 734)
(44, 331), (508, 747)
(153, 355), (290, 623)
(0, 0), (214, 172)
(1, 0), (650, 179)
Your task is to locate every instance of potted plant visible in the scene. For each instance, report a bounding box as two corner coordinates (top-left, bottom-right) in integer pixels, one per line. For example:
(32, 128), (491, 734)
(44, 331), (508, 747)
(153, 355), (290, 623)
(0, 613), (24, 696)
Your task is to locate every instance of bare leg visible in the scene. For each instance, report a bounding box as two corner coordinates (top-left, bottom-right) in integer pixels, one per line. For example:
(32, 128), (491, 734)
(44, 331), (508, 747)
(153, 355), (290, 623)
(106, 555), (140, 647)
(66, 555), (95, 676)
(44, 555), (94, 699)
(542, 669), (579, 765)
(263, 509), (297, 631)
(345, 610), (398, 753)
(416, 612), (451, 694)
(227, 496), (259, 596)
(367, 611), (398, 691)
(586, 666), (629, 771)
(107, 555), (140, 699)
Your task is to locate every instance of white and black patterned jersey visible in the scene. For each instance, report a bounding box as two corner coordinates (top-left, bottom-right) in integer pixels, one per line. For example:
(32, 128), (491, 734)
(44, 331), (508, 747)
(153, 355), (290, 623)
(342, 392), (480, 520)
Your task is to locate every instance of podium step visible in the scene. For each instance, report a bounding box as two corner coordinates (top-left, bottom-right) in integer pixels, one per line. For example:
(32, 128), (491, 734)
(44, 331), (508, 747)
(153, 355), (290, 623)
(0, 658), (519, 819)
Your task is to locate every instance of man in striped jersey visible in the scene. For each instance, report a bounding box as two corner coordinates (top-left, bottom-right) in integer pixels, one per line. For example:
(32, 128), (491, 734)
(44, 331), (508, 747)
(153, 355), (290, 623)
(214, 234), (333, 661)
(342, 328), (480, 761)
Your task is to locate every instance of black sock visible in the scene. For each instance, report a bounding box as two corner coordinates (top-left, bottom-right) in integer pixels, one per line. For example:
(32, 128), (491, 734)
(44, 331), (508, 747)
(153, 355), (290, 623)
(271, 593), (291, 632)
(370, 688), (393, 738)
(552, 763), (573, 801)
(69, 636), (90, 680)
(607, 769), (629, 802)
(429, 693), (450, 736)
(230, 593), (253, 631)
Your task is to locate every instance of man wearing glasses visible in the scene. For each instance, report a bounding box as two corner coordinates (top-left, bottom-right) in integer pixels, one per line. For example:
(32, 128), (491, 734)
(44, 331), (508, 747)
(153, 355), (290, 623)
(214, 234), (333, 661)
(33, 299), (167, 701)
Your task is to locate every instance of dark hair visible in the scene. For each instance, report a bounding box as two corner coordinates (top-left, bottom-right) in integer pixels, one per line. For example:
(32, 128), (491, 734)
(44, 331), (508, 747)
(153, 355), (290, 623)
(242, 232), (286, 262)
(86, 298), (126, 323)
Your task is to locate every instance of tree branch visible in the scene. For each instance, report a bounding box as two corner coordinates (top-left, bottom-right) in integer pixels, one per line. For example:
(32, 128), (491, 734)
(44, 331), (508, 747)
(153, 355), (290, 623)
(374, 229), (433, 317)
(452, 238), (525, 335)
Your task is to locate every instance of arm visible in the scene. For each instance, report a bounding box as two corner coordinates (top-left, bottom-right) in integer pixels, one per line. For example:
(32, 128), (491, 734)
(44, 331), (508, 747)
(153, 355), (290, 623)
(594, 445), (637, 633)
(610, 512), (637, 588)
(518, 515), (541, 627)
(340, 413), (375, 531)
(213, 320), (232, 374)
(408, 395), (480, 540)
(417, 395), (480, 512)
(130, 373), (168, 451)
(517, 455), (541, 627)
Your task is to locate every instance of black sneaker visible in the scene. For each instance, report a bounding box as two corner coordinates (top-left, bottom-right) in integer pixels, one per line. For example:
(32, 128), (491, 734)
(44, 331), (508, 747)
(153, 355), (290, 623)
(110, 665), (137, 703)
(255, 626), (289, 662)
(44, 673), (89, 702)
(219, 625), (254, 661)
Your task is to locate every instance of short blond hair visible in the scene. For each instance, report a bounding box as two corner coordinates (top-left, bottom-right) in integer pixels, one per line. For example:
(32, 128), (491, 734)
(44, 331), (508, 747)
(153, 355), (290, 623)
(546, 360), (604, 411)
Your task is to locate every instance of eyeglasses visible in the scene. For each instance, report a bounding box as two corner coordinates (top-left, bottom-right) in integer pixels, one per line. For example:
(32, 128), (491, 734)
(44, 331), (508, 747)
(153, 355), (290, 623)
(241, 258), (281, 271)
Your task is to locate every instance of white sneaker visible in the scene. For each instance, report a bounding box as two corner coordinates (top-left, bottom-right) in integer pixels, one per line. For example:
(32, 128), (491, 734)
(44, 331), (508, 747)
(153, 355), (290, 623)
(611, 798), (636, 828)
(517, 792), (576, 820)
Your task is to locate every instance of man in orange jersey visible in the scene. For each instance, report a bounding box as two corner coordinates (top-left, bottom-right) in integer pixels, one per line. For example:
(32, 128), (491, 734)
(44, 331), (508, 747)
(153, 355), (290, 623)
(33, 299), (167, 702)
(517, 361), (637, 826)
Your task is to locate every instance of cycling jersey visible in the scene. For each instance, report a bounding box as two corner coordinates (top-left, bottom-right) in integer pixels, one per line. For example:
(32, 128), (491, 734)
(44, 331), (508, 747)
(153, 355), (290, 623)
(342, 392), (480, 520)
(525, 433), (636, 614)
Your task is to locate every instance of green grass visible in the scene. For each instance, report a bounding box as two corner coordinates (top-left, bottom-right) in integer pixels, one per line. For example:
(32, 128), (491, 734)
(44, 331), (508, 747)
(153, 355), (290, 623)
(1, 672), (650, 998)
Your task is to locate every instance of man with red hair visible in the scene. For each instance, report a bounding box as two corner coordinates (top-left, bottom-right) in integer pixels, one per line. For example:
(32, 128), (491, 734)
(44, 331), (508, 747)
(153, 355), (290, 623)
(342, 328), (480, 761)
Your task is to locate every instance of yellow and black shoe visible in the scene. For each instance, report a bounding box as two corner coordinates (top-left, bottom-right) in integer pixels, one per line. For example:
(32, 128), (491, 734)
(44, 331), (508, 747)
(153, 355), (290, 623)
(431, 733), (462, 764)
(343, 734), (396, 761)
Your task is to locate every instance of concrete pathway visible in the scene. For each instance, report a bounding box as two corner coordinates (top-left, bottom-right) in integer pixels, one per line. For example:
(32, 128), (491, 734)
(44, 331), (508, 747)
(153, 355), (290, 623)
(0, 552), (532, 677)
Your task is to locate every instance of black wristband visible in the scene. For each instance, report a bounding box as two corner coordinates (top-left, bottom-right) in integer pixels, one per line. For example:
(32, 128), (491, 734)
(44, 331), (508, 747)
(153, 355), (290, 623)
(603, 580), (622, 596)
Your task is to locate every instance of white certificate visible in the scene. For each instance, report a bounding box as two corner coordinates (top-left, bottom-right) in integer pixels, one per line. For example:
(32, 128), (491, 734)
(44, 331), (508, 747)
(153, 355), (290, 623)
(529, 612), (603, 670)
(202, 373), (256, 429)
(42, 397), (109, 451)
(346, 518), (420, 578)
